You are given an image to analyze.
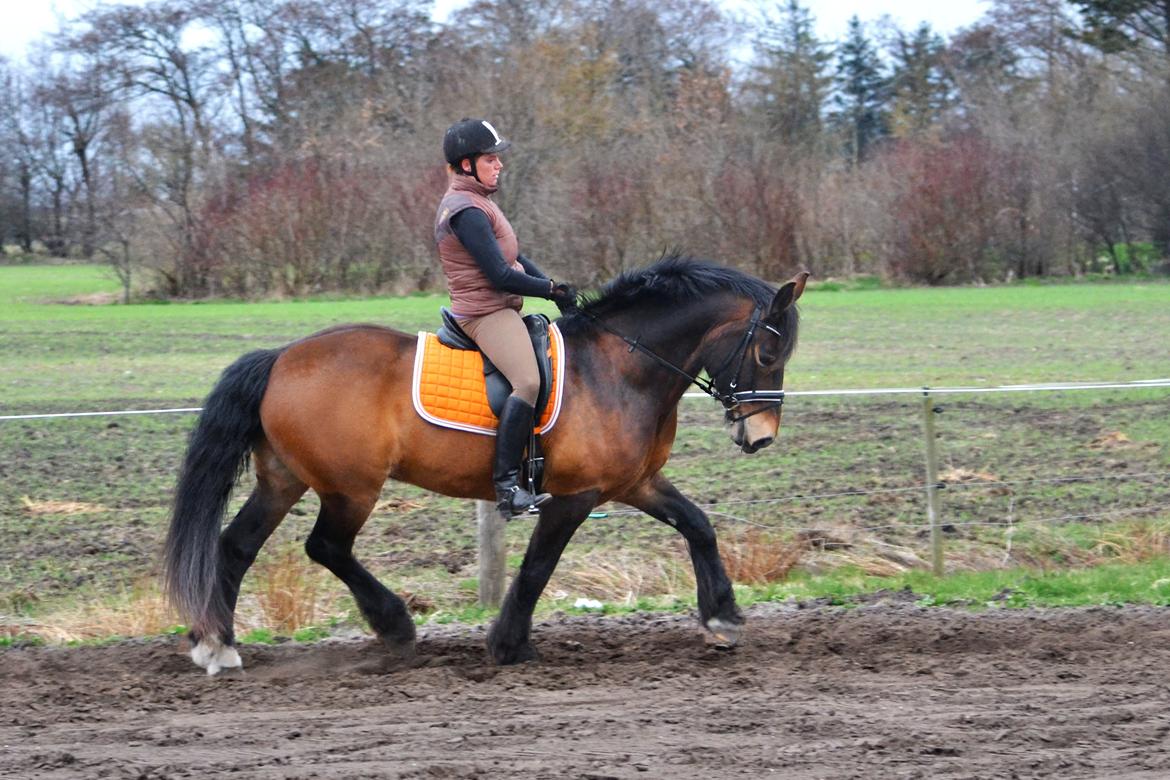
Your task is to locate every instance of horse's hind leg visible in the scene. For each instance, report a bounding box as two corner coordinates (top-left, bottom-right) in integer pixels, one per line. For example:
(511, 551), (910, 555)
(488, 490), (599, 665)
(192, 444), (307, 674)
(305, 492), (417, 658)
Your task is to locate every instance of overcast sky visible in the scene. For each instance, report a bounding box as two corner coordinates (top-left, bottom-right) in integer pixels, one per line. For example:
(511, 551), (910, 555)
(2, 0), (992, 61)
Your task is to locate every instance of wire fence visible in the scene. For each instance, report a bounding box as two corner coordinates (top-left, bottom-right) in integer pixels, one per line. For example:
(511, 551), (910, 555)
(4, 378), (1169, 593)
(598, 470), (1170, 518)
(3, 377), (1169, 421)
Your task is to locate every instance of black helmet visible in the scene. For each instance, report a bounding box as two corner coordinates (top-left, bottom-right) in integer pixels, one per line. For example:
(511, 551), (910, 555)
(443, 118), (511, 166)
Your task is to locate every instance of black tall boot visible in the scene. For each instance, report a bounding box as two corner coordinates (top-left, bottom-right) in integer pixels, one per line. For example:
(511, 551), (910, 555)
(494, 396), (552, 518)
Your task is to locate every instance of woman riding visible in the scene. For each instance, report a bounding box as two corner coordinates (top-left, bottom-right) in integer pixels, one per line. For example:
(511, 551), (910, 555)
(434, 118), (577, 518)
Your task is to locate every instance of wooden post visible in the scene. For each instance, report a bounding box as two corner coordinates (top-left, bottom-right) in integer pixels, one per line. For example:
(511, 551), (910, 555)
(921, 391), (945, 576)
(477, 500), (507, 608)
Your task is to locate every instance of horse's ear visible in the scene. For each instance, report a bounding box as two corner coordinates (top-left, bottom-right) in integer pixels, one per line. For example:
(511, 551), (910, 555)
(770, 270), (810, 316)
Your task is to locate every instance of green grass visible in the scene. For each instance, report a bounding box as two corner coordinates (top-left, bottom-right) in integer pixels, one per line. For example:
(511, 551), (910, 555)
(740, 559), (1170, 609)
(2, 264), (1168, 409)
(1, 263), (1169, 644)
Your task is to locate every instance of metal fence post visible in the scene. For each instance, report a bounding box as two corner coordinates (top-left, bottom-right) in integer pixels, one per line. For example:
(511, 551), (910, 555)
(921, 390), (945, 576)
(477, 500), (507, 607)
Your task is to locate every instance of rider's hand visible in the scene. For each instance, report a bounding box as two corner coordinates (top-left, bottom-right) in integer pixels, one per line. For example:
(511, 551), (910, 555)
(550, 282), (578, 313)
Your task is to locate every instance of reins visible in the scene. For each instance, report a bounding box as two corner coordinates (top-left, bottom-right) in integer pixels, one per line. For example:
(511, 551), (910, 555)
(578, 305), (785, 424)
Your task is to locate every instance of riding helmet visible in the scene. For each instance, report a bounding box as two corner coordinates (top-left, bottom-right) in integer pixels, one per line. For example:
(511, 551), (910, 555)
(443, 118), (511, 166)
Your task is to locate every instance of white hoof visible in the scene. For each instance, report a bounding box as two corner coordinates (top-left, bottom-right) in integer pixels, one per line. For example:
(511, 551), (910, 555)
(705, 618), (742, 649)
(191, 637), (243, 676)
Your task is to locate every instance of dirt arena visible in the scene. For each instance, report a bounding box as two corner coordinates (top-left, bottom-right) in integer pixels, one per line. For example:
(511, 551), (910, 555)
(3, 600), (1170, 779)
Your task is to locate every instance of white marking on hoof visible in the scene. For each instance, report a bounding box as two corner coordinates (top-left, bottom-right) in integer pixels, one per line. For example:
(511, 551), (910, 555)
(705, 618), (742, 648)
(191, 638), (243, 676)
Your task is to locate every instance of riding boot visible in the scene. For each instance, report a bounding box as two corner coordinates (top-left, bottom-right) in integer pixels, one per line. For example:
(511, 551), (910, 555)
(494, 396), (552, 518)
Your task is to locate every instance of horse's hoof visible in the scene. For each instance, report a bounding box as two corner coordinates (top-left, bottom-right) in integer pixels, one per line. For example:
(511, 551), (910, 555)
(190, 637), (243, 676)
(381, 636), (417, 661)
(704, 617), (743, 650)
(489, 640), (540, 666)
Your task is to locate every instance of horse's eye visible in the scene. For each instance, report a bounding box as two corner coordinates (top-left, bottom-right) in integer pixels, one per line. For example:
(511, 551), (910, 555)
(757, 325), (784, 365)
(756, 340), (781, 366)
(754, 343), (770, 366)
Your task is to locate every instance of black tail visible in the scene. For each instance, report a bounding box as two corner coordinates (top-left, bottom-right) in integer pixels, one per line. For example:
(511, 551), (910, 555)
(164, 348), (283, 639)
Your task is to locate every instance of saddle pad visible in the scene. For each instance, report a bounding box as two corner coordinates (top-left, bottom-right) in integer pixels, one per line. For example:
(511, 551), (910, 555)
(411, 323), (565, 436)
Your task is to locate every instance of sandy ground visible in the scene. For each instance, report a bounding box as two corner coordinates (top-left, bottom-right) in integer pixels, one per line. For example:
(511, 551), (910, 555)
(3, 601), (1170, 779)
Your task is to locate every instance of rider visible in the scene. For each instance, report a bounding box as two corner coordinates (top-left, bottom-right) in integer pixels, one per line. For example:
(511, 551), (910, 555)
(434, 118), (577, 518)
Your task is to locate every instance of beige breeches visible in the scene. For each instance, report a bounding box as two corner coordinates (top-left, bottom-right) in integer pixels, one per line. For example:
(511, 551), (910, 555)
(459, 308), (540, 406)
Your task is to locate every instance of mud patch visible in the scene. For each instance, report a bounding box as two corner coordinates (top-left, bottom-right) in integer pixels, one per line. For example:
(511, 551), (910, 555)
(3, 604), (1170, 778)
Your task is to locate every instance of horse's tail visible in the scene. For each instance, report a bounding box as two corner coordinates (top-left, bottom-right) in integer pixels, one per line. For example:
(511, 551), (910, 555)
(164, 347), (283, 640)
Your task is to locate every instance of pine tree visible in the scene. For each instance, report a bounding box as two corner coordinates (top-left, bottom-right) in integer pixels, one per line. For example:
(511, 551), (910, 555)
(1070, 0), (1170, 57)
(888, 23), (952, 137)
(832, 16), (889, 165)
(749, 0), (833, 148)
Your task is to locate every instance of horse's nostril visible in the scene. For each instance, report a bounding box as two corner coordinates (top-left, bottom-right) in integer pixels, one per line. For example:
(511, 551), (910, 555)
(753, 437), (774, 450)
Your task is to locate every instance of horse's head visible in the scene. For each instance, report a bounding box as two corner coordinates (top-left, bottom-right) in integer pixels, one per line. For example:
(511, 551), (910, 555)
(568, 256), (807, 454)
(713, 271), (808, 454)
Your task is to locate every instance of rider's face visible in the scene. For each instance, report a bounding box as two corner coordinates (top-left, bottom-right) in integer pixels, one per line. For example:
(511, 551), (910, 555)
(463, 153), (503, 187)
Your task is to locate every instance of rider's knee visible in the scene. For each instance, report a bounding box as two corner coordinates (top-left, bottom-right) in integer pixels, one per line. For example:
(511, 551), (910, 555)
(512, 378), (539, 406)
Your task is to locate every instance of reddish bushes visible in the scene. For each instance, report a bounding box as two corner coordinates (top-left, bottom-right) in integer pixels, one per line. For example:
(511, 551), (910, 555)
(195, 158), (445, 298)
(884, 134), (1005, 284)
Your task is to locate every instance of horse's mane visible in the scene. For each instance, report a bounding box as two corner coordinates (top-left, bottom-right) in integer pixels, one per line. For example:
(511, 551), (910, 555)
(560, 254), (799, 359)
(577, 254), (778, 317)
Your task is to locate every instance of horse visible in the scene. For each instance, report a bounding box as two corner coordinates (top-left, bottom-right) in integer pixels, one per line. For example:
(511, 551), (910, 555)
(164, 255), (808, 674)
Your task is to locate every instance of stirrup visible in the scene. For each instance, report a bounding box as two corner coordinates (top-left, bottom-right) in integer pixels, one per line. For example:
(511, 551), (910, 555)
(497, 486), (552, 518)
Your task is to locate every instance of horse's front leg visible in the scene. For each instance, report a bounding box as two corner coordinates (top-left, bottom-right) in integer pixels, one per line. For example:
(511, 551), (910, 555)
(624, 473), (744, 646)
(487, 490), (598, 665)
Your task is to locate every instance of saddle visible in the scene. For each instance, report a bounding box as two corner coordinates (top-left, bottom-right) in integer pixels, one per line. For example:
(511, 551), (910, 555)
(429, 307), (557, 497)
(435, 307), (554, 419)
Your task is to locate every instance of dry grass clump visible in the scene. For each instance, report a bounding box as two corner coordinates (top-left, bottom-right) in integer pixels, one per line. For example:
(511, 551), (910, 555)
(20, 496), (109, 515)
(1, 578), (177, 643)
(251, 546), (324, 632)
(809, 542), (929, 577)
(719, 528), (805, 585)
(5, 547), (343, 645)
(938, 466), (999, 484)
(1087, 431), (1135, 450)
(553, 548), (696, 605)
(1092, 521), (1170, 564)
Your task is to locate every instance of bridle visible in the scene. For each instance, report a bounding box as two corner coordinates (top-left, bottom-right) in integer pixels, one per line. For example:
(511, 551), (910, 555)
(581, 304), (785, 424)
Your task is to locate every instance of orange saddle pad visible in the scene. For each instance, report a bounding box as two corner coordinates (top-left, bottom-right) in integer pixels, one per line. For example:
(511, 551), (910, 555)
(411, 323), (565, 436)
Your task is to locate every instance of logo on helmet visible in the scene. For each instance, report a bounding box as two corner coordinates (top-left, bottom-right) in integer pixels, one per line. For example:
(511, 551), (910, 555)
(480, 120), (503, 145)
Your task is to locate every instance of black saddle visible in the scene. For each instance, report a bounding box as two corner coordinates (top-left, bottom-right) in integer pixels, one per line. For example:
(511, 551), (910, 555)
(436, 307), (554, 419)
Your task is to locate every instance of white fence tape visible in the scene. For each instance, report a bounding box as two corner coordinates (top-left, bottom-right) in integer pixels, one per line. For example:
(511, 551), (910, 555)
(3, 378), (1168, 422)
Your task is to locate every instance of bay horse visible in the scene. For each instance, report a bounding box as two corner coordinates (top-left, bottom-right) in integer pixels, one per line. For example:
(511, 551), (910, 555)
(164, 255), (808, 674)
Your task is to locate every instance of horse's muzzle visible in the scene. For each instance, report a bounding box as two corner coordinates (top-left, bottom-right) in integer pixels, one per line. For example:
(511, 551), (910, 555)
(730, 417), (776, 454)
(740, 436), (773, 454)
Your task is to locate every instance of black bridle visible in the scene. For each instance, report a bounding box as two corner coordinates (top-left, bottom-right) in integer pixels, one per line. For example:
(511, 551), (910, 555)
(581, 305), (785, 424)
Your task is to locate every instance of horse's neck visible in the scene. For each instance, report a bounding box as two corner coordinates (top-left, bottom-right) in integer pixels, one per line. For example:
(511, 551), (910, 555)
(602, 298), (739, 394)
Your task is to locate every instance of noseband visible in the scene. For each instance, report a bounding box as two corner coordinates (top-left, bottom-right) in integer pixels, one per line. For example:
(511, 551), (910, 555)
(583, 305), (785, 425)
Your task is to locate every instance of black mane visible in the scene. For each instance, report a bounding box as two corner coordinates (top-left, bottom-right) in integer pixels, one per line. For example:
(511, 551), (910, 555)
(559, 254), (800, 361)
(578, 254), (778, 316)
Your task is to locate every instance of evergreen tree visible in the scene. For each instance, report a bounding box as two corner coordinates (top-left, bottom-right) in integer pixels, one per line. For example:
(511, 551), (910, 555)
(832, 16), (889, 164)
(888, 22), (952, 137)
(749, 0), (833, 147)
(1070, 0), (1170, 57)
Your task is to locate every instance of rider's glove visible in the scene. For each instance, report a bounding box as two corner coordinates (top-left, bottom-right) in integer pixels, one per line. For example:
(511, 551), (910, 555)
(549, 281), (579, 314)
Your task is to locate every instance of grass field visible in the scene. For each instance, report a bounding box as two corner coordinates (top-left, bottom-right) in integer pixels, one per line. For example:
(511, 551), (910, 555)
(1, 263), (1169, 643)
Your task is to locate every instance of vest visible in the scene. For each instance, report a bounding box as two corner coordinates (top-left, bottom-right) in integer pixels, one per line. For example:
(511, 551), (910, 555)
(434, 175), (523, 318)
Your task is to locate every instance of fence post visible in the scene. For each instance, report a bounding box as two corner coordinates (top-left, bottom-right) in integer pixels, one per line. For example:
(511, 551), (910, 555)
(477, 500), (507, 607)
(921, 390), (945, 576)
